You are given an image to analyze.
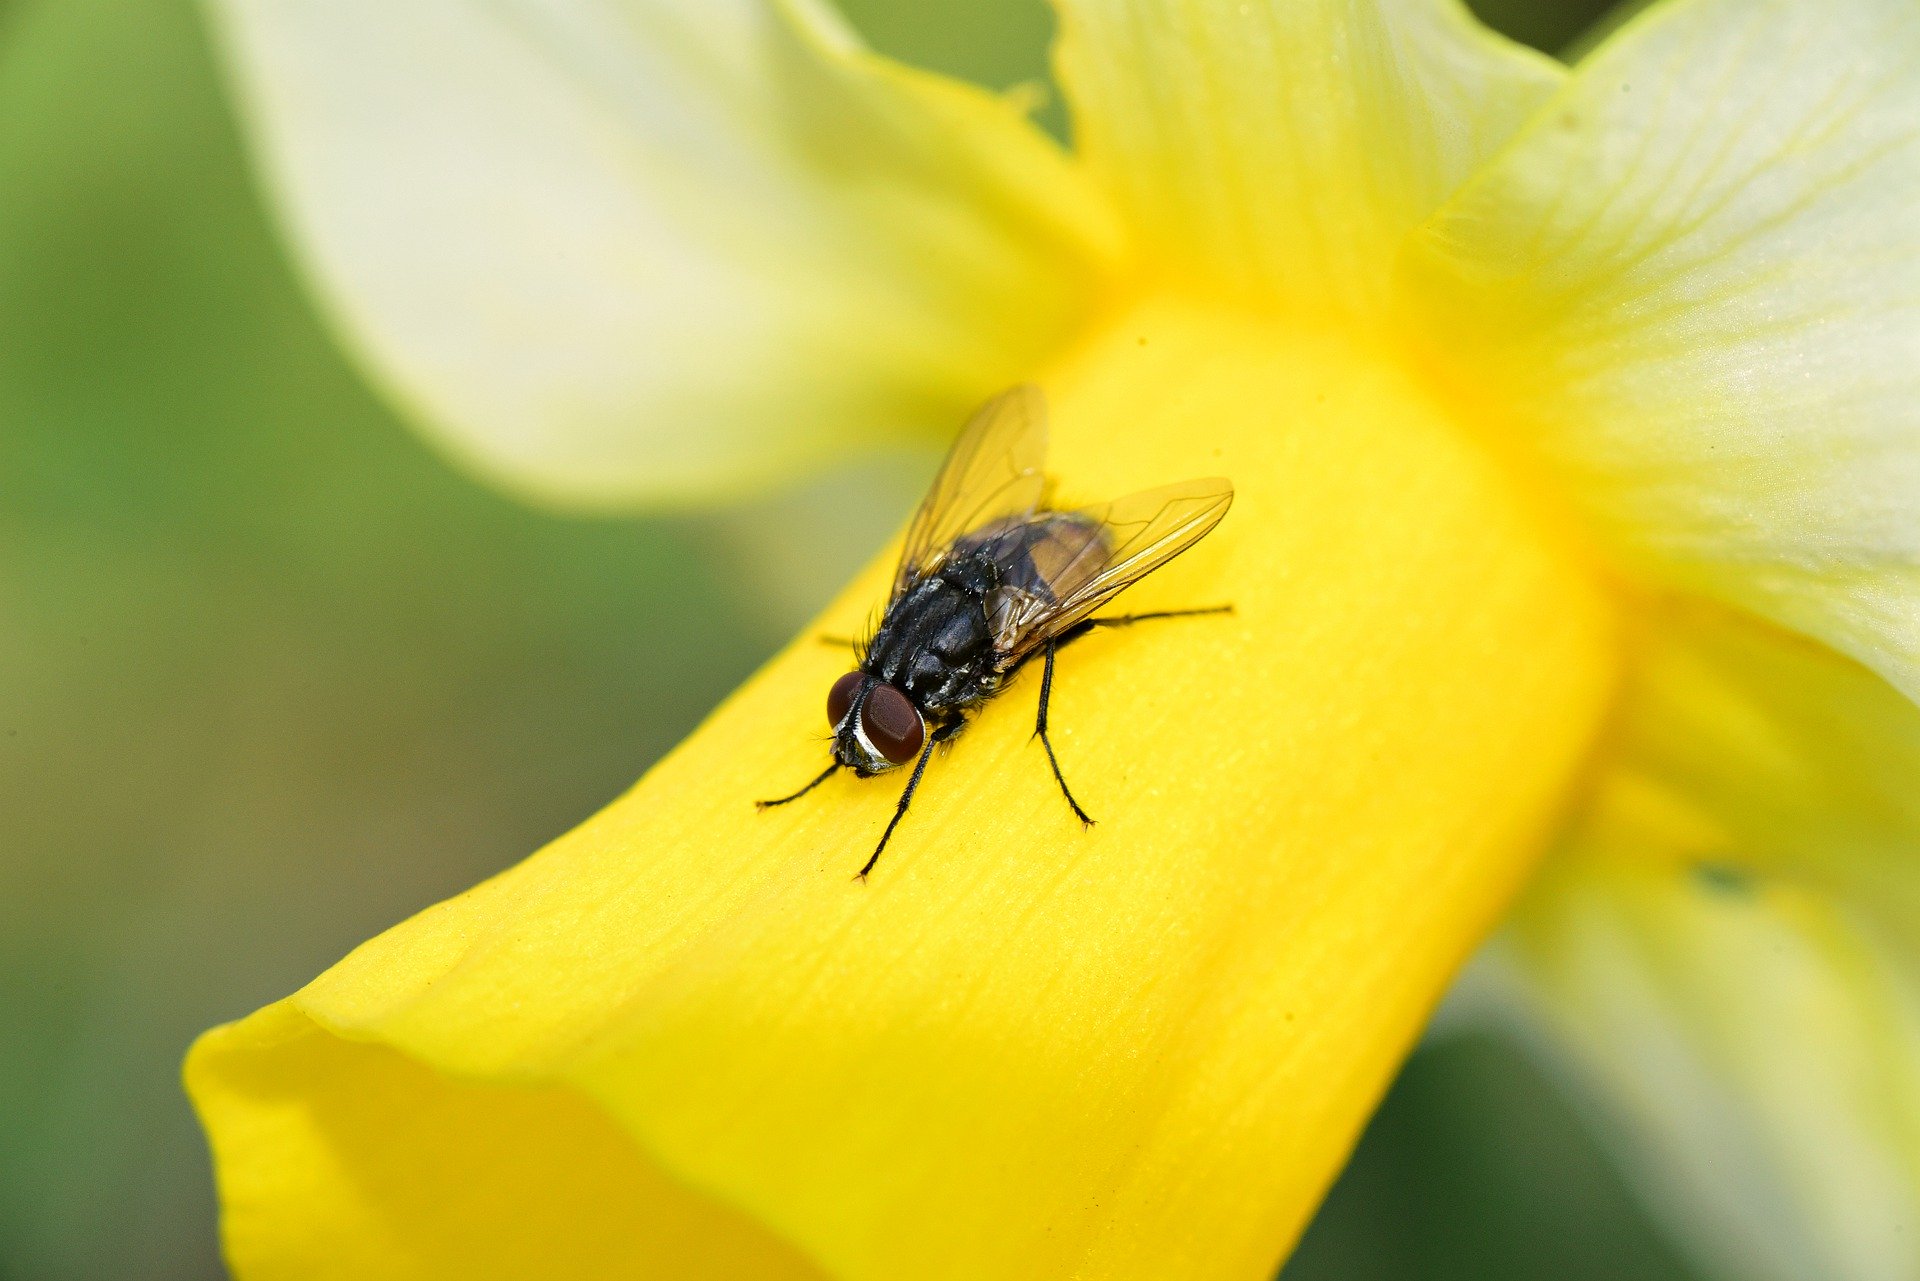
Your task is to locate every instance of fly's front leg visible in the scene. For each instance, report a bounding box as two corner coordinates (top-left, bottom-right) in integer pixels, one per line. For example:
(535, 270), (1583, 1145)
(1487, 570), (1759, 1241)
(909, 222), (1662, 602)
(857, 732), (937, 881)
(757, 762), (839, 809)
(1034, 639), (1095, 828)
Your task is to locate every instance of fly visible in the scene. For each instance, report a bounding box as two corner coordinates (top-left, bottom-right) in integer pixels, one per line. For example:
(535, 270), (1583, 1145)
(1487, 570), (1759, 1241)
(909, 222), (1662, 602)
(758, 384), (1234, 879)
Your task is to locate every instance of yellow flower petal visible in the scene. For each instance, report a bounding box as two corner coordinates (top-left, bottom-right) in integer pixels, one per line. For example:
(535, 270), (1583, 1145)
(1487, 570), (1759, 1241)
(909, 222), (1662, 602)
(204, 0), (1120, 505)
(1401, 0), (1920, 703)
(189, 298), (1619, 1280)
(1052, 0), (1563, 317)
(1498, 605), (1920, 1281)
(188, 1003), (829, 1280)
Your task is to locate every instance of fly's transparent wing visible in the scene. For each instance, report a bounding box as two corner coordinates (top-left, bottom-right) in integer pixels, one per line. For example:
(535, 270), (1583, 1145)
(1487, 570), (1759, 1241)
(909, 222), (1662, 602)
(893, 385), (1049, 600)
(993, 478), (1234, 657)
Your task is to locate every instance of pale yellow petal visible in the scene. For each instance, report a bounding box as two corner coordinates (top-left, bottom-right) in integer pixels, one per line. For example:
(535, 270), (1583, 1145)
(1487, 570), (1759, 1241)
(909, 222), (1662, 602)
(1401, 0), (1920, 702)
(204, 0), (1121, 504)
(1498, 606), (1920, 1281)
(1052, 0), (1563, 317)
(189, 298), (1619, 1280)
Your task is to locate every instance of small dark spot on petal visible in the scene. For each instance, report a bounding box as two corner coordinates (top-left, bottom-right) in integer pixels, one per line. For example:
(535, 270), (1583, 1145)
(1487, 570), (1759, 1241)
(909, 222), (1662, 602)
(1693, 861), (1755, 896)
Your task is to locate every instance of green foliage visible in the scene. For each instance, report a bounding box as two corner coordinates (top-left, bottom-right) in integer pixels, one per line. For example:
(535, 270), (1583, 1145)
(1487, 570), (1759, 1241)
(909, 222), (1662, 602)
(0, 3), (771, 1275)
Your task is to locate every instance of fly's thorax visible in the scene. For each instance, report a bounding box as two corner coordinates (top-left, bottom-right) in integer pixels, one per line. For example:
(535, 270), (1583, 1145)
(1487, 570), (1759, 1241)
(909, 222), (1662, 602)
(866, 570), (998, 714)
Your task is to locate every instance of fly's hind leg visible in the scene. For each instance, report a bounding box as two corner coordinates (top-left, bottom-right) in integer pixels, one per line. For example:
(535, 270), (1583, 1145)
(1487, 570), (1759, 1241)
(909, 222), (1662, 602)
(1034, 639), (1095, 828)
(1043, 604), (1233, 660)
(1027, 605), (1230, 827)
(1085, 604), (1233, 631)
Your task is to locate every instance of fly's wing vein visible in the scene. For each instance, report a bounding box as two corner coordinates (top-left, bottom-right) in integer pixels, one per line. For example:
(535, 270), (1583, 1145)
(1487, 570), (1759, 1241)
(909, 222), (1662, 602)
(893, 386), (1048, 601)
(998, 479), (1234, 659)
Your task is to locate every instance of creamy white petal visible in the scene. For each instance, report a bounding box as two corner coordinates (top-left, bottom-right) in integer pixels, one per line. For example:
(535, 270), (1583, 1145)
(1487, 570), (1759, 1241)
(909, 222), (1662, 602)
(1497, 607), (1920, 1281)
(206, 0), (1120, 504)
(1402, 0), (1920, 702)
(1052, 0), (1564, 317)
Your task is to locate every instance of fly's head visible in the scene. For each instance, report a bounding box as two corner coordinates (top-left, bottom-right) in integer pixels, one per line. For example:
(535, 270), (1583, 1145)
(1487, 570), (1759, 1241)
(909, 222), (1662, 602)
(827, 671), (925, 775)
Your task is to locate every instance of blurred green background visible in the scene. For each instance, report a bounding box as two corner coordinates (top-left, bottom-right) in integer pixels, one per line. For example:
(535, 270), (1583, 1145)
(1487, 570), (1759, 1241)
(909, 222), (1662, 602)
(0, 1), (1704, 1278)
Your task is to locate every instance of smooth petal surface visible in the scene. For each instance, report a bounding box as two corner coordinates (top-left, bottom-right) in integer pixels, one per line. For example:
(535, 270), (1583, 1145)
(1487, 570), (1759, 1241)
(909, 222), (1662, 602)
(1052, 0), (1562, 317)
(205, 0), (1120, 504)
(1401, 0), (1920, 702)
(188, 1003), (829, 1281)
(1500, 606), (1920, 1281)
(189, 299), (1619, 1281)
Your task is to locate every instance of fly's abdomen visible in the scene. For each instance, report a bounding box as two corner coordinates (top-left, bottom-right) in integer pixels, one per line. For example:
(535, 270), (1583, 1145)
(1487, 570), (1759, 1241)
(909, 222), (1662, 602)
(962, 513), (1111, 656)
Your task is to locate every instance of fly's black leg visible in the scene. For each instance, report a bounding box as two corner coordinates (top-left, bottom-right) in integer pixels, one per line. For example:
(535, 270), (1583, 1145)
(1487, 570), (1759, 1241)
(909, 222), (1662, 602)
(1016, 605), (1230, 826)
(757, 762), (839, 810)
(1040, 605), (1233, 658)
(1034, 639), (1095, 828)
(1087, 604), (1233, 630)
(857, 732), (937, 880)
(817, 635), (859, 649)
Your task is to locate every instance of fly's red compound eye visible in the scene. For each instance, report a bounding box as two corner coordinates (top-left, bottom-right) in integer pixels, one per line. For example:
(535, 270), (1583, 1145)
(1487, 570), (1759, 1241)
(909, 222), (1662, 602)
(827, 671), (864, 728)
(861, 683), (925, 764)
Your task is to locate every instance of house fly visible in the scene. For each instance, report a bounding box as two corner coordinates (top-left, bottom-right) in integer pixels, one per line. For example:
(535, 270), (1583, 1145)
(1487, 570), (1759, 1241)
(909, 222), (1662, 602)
(758, 384), (1233, 878)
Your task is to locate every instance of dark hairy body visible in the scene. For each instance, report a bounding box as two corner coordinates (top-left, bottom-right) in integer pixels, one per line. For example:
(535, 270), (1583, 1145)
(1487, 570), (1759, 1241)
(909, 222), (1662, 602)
(757, 385), (1233, 879)
(864, 511), (1101, 724)
(862, 547), (1005, 726)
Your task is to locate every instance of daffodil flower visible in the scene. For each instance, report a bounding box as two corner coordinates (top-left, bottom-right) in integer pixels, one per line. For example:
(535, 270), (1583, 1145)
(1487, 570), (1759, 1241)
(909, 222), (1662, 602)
(186, 0), (1920, 1278)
